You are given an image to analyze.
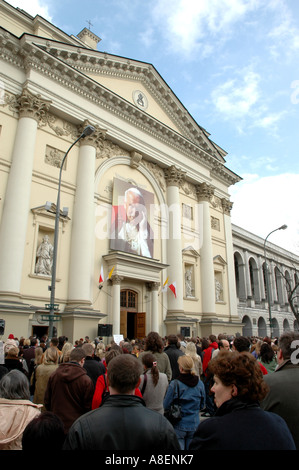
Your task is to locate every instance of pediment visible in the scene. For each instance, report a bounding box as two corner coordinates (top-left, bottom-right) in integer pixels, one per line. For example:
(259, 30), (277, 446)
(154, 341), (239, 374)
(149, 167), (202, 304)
(213, 255), (227, 267)
(182, 246), (200, 258)
(21, 35), (226, 163)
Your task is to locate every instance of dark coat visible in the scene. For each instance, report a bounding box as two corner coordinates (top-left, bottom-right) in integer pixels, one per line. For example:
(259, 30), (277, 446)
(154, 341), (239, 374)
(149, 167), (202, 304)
(261, 359), (299, 449)
(44, 361), (94, 434)
(63, 394), (180, 451)
(189, 397), (296, 450)
(83, 356), (105, 387)
(164, 344), (184, 379)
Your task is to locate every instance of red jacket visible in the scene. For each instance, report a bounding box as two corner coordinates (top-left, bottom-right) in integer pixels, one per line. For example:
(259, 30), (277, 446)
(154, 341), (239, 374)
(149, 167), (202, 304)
(202, 342), (219, 376)
(92, 373), (142, 409)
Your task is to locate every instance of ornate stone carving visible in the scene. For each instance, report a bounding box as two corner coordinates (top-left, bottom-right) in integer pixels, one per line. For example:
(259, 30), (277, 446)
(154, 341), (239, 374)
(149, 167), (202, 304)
(211, 216), (220, 231)
(142, 160), (166, 192)
(221, 198), (233, 215)
(16, 88), (51, 122)
(45, 145), (67, 169)
(96, 139), (130, 159)
(164, 165), (186, 187)
(147, 281), (160, 291)
(110, 274), (124, 285)
(39, 112), (78, 139)
(130, 151), (142, 168)
(79, 121), (107, 150)
(181, 181), (197, 197)
(196, 182), (215, 202)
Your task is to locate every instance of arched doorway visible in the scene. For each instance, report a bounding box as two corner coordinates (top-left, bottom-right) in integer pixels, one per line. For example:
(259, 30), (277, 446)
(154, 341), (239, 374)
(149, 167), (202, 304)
(258, 317), (267, 337)
(242, 315), (252, 337)
(120, 289), (145, 339)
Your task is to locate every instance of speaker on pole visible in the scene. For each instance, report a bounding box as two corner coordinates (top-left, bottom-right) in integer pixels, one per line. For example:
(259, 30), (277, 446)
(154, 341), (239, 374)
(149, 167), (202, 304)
(98, 324), (113, 337)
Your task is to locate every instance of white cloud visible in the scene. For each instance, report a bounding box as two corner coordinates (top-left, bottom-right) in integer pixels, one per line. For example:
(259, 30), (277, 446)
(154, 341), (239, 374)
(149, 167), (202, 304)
(211, 69), (261, 120)
(230, 173), (299, 255)
(149, 0), (260, 57)
(5, 0), (52, 20)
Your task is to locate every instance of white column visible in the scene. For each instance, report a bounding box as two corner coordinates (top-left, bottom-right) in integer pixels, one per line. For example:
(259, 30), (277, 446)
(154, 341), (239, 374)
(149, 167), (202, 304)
(0, 89), (50, 295)
(244, 251), (252, 298)
(222, 198), (238, 319)
(164, 166), (185, 314)
(111, 275), (123, 336)
(67, 126), (106, 304)
(150, 282), (160, 332)
(196, 183), (216, 317)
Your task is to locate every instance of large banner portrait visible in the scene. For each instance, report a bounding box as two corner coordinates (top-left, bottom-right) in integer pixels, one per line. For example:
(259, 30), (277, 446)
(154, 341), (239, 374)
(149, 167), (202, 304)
(110, 178), (154, 258)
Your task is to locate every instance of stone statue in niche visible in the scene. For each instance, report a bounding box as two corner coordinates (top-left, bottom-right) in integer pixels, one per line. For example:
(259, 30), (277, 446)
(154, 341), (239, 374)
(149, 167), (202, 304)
(215, 279), (223, 302)
(35, 235), (54, 276)
(185, 269), (194, 297)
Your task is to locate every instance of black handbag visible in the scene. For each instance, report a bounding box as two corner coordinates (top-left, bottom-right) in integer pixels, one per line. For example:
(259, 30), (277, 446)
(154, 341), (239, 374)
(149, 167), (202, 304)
(164, 380), (182, 425)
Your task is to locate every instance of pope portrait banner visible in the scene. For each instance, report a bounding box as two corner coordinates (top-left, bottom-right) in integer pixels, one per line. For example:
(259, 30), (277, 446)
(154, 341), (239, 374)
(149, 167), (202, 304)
(109, 178), (154, 258)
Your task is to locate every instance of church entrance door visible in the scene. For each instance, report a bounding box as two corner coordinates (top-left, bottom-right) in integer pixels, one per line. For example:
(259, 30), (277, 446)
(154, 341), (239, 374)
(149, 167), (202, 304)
(120, 289), (145, 339)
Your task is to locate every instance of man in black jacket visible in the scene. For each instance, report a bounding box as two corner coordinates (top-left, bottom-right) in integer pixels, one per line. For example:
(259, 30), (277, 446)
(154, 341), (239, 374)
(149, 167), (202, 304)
(82, 342), (105, 387)
(164, 334), (184, 379)
(63, 354), (180, 451)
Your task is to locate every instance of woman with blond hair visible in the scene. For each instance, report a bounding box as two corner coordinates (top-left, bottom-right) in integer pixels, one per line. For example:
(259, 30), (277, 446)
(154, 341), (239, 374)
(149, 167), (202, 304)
(163, 355), (205, 450)
(185, 341), (202, 377)
(33, 347), (59, 410)
(60, 342), (73, 363)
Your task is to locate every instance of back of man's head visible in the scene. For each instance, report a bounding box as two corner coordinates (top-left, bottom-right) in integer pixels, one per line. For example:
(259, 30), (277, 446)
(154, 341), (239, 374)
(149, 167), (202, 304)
(69, 347), (86, 364)
(209, 335), (217, 343)
(233, 336), (251, 352)
(82, 343), (94, 357)
(50, 337), (59, 347)
(167, 334), (179, 346)
(108, 354), (142, 394)
(278, 331), (299, 360)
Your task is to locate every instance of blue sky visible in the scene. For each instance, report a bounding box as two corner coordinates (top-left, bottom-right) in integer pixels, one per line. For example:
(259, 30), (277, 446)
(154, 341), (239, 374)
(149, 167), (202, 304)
(5, 0), (299, 254)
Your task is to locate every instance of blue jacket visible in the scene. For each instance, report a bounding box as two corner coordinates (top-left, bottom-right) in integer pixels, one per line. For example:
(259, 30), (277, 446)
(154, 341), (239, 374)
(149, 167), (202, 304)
(163, 375), (205, 431)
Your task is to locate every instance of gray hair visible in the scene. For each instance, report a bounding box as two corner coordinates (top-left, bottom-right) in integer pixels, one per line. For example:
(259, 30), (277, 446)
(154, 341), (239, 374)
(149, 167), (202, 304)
(0, 370), (30, 400)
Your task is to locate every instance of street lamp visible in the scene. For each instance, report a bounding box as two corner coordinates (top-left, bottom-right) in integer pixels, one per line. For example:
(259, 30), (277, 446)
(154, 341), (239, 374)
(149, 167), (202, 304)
(263, 224), (287, 337)
(48, 124), (95, 339)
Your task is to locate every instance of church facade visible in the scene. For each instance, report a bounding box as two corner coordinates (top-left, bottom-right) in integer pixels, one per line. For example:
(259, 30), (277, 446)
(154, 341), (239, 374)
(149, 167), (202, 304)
(0, 2), (297, 343)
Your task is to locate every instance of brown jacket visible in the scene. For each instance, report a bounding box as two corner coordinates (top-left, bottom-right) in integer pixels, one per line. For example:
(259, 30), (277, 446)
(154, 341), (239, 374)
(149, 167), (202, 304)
(44, 361), (94, 433)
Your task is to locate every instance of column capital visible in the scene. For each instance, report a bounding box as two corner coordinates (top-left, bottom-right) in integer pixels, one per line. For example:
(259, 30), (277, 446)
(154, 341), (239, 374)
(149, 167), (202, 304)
(196, 182), (215, 202)
(221, 197), (233, 215)
(110, 274), (124, 285)
(17, 88), (51, 122)
(79, 121), (107, 150)
(147, 281), (160, 291)
(164, 165), (186, 187)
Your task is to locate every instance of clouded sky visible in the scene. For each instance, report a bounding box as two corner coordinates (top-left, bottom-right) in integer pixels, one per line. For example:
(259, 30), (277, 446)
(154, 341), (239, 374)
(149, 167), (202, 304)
(4, 0), (299, 254)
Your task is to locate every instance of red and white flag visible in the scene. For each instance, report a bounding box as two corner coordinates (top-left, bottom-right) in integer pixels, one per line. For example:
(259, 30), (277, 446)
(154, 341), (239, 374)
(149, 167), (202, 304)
(168, 281), (177, 298)
(99, 265), (104, 284)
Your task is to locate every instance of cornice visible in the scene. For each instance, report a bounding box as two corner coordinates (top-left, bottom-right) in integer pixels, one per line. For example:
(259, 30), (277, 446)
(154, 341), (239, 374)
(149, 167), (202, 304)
(0, 29), (241, 187)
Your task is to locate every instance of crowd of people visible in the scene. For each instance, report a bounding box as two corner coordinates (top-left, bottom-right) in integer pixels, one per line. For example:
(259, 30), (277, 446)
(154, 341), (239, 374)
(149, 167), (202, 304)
(0, 329), (298, 451)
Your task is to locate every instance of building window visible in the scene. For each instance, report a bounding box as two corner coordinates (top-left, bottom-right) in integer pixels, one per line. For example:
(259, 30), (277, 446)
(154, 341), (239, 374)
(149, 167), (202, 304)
(121, 290), (137, 309)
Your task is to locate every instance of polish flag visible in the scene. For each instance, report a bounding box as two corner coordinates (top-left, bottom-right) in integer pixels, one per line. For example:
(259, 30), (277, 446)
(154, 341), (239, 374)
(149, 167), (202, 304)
(99, 265), (104, 284)
(168, 281), (177, 298)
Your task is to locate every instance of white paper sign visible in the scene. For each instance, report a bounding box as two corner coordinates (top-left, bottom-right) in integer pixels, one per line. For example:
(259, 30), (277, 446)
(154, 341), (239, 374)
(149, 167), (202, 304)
(113, 334), (124, 345)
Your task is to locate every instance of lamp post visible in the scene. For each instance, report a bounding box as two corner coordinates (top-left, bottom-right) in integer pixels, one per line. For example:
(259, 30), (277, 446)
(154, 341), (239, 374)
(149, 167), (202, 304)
(48, 125), (95, 339)
(263, 224), (287, 338)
